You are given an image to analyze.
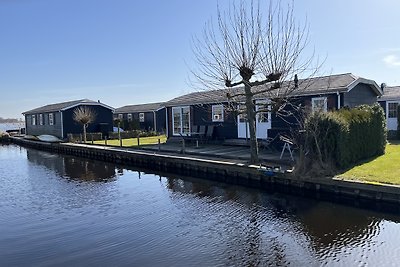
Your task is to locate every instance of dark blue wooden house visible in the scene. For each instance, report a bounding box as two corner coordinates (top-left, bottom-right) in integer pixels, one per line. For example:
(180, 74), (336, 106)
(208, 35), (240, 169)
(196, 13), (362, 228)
(377, 86), (400, 135)
(114, 102), (166, 133)
(23, 99), (114, 139)
(164, 73), (382, 141)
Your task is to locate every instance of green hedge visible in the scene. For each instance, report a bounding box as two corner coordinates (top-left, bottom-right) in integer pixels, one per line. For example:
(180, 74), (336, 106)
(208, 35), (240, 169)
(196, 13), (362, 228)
(108, 130), (157, 140)
(304, 104), (387, 169)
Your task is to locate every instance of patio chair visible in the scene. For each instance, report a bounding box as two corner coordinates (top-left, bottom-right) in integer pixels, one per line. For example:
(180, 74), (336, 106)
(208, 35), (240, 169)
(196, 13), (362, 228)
(260, 134), (279, 151)
(205, 125), (215, 143)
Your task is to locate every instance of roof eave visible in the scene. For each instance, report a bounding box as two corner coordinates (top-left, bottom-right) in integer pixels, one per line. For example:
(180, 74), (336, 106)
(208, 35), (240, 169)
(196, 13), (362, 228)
(347, 78), (383, 96)
(60, 102), (115, 112)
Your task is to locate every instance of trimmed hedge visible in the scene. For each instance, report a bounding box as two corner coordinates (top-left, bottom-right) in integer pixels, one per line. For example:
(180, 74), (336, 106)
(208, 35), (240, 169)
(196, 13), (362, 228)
(108, 130), (157, 140)
(303, 104), (387, 169)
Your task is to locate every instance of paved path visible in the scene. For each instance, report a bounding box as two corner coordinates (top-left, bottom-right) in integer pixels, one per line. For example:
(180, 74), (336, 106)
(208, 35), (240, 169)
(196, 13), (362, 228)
(138, 142), (294, 167)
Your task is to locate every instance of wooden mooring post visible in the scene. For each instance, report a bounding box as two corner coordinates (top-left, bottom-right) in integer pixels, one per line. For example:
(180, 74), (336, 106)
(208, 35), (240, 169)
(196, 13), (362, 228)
(181, 138), (185, 154)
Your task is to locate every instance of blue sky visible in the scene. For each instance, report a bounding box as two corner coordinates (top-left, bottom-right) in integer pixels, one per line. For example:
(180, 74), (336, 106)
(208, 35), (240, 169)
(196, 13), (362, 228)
(1, 0), (399, 118)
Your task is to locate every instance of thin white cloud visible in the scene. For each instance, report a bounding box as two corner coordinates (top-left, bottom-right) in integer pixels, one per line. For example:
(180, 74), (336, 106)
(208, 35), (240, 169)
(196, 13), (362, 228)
(383, 54), (400, 67)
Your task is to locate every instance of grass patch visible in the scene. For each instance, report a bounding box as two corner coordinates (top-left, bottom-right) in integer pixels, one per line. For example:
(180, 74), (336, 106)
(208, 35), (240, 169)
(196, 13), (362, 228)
(338, 141), (400, 185)
(92, 135), (167, 147)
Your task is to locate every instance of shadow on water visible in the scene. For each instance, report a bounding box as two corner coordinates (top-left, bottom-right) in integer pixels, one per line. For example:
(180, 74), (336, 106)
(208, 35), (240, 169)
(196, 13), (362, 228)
(26, 149), (117, 182)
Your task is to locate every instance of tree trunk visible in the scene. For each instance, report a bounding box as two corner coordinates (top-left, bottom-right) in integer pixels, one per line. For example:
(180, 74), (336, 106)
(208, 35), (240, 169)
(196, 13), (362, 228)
(244, 83), (259, 164)
(83, 124), (87, 143)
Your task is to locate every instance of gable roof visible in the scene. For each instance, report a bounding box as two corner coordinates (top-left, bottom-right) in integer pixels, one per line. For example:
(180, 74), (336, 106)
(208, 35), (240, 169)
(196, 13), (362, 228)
(378, 86), (400, 101)
(165, 73), (382, 107)
(23, 99), (114, 115)
(115, 102), (165, 114)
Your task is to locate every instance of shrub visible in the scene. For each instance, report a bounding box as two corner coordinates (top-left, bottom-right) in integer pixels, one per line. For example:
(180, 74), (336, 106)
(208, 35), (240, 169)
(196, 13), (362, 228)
(301, 103), (386, 171)
(0, 131), (10, 142)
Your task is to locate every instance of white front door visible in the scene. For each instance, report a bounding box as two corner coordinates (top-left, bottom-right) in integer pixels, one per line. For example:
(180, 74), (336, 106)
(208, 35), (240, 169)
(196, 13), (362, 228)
(237, 100), (271, 139)
(256, 100), (271, 139)
(387, 101), (399, 131)
(172, 106), (191, 136)
(237, 110), (250, 139)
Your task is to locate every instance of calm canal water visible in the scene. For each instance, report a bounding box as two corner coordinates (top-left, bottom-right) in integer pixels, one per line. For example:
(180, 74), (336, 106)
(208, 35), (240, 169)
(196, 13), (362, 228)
(1, 144), (400, 266)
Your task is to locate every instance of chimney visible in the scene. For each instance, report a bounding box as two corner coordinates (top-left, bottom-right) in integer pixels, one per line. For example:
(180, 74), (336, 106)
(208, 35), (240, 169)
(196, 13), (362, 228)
(98, 100), (100, 103)
(381, 83), (387, 91)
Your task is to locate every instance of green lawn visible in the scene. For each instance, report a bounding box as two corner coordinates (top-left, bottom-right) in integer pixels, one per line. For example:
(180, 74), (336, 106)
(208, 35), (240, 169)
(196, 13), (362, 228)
(338, 141), (400, 185)
(91, 135), (167, 147)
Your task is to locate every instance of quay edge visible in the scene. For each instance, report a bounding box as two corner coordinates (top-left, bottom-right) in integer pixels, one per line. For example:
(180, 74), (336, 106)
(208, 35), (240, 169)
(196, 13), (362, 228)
(9, 137), (400, 208)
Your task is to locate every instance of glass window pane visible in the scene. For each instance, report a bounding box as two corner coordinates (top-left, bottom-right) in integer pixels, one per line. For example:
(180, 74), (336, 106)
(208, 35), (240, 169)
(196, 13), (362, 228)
(172, 108), (181, 135)
(388, 103), (398, 118)
(139, 113), (145, 122)
(182, 107), (190, 135)
(212, 105), (224, 122)
(312, 97), (327, 112)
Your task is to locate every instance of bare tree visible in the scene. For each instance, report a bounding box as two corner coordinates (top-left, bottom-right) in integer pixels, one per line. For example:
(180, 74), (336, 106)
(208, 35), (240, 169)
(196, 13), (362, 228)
(73, 106), (96, 143)
(192, 0), (320, 164)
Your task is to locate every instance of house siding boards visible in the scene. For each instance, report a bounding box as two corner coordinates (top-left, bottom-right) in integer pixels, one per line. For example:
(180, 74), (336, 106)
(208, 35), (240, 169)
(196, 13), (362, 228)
(343, 83), (377, 107)
(25, 112), (62, 137)
(114, 102), (166, 133)
(61, 105), (113, 138)
(165, 73), (381, 140)
(23, 99), (114, 139)
(166, 104), (237, 139)
(377, 86), (400, 132)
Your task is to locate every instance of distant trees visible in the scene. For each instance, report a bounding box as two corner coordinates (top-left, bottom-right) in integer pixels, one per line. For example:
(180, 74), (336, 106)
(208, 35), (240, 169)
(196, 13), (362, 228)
(192, 0), (320, 164)
(73, 106), (96, 142)
(0, 117), (21, 123)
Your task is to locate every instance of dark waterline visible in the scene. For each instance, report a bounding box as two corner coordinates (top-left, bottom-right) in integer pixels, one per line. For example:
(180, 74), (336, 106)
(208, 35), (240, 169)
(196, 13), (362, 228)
(0, 144), (399, 266)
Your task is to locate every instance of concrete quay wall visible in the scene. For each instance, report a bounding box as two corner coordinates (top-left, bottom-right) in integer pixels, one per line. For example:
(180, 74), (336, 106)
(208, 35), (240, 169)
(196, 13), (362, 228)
(10, 137), (400, 207)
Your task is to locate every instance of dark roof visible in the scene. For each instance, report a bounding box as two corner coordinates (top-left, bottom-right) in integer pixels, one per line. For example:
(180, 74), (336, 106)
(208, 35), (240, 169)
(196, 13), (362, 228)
(165, 73), (381, 106)
(23, 99), (114, 115)
(378, 86), (400, 101)
(115, 102), (165, 114)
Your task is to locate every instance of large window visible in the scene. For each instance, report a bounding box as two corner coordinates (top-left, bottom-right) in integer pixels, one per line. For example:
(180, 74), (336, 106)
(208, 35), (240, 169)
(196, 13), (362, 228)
(388, 102), (398, 118)
(212, 104), (224, 122)
(127, 114), (132, 122)
(311, 97), (327, 112)
(139, 113), (145, 122)
(238, 104), (247, 123)
(256, 102), (270, 123)
(32, 115), (36, 125)
(172, 106), (190, 136)
(49, 113), (54, 125)
(39, 114), (44, 125)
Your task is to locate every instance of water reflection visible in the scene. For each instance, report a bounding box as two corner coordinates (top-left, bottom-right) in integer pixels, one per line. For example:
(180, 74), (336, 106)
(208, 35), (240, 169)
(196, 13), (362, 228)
(162, 175), (400, 265)
(26, 149), (116, 182)
(1, 145), (400, 266)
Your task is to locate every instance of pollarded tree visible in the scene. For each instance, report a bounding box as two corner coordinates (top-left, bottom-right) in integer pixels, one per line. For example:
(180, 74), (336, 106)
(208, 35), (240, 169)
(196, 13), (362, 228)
(73, 106), (96, 143)
(192, 0), (320, 164)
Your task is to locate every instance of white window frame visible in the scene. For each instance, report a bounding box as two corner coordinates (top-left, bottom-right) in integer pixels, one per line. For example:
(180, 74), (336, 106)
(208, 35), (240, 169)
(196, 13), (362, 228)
(39, 114), (44, 125)
(49, 113), (54, 126)
(311, 97), (328, 112)
(127, 113), (132, 122)
(172, 106), (190, 136)
(139, 113), (145, 122)
(388, 102), (398, 119)
(212, 104), (224, 122)
(118, 114), (123, 120)
(32, 115), (36, 126)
